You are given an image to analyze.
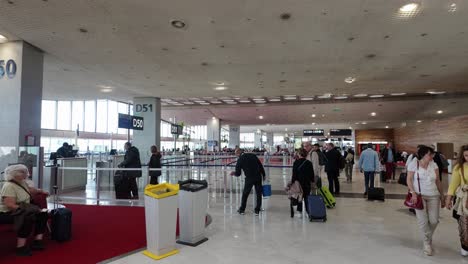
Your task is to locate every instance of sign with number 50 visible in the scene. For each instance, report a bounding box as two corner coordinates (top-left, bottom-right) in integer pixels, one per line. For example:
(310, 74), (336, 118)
(0, 59), (17, 79)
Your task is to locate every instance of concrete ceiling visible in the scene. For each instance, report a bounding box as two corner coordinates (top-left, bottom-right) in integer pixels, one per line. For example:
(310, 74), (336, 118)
(0, 0), (468, 129)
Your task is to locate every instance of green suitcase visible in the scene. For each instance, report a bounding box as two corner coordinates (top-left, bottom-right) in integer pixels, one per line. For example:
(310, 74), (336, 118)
(319, 186), (336, 208)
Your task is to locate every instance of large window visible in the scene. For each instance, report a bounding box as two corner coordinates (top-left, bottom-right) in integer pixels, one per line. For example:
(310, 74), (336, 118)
(84, 101), (96, 132)
(96, 100), (108, 133)
(107, 101), (118, 134)
(41, 100), (56, 129)
(57, 101), (71, 130)
(240, 133), (255, 143)
(71, 101), (84, 131)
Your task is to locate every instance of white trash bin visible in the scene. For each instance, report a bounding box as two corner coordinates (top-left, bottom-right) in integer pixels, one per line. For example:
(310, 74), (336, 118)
(177, 179), (209, 246)
(143, 183), (179, 260)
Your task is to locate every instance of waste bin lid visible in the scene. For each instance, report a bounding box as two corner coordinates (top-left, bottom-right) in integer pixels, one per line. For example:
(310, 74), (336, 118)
(178, 179), (208, 192)
(144, 183), (179, 199)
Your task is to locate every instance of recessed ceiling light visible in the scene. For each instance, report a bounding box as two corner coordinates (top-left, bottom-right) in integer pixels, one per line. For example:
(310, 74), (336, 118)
(182, 102), (195, 105)
(437, 110), (443, 114)
(334, 96), (348, 100)
(427, 91), (446, 95)
(370, 112), (377, 116)
(312, 123), (316, 125)
(252, 98), (265, 101)
(355, 122), (359, 125)
(268, 98), (281, 102)
(212, 116), (216, 120)
(354, 94), (368, 97)
(385, 126), (389, 129)
(223, 99), (235, 102)
(400, 3), (419, 12)
(171, 20), (186, 29)
(200, 102), (210, 105)
(300, 97), (314, 101)
(449, 3), (457, 12)
(322, 114), (326, 117)
(239, 100), (251, 103)
(284, 96), (297, 100)
(311, 114), (316, 118)
(317, 94), (332, 99)
(391, 93), (407, 96)
(417, 120), (422, 123)
(362, 122), (367, 125)
(100, 88), (113, 93)
(226, 102), (238, 105)
(210, 101), (222, 104)
(258, 116), (264, 119)
(214, 86), (227, 91)
(369, 95), (384, 98)
(349, 127), (352, 129)
(0, 34), (8, 43)
(194, 100), (207, 103)
(344, 77), (356, 84)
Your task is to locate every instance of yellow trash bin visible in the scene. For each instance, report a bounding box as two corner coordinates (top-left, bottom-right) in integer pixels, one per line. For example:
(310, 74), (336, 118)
(143, 183), (179, 260)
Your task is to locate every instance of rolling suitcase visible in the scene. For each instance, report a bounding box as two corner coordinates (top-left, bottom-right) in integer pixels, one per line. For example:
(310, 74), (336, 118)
(114, 170), (130, 199)
(319, 186), (336, 208)
(368, 187), (385, 201)
(51, 186), (72, 242)
(308, 194), (327, 222)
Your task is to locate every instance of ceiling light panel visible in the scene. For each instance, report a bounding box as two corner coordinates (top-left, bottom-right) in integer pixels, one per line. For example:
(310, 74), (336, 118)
(397, 3), (421, 19)
(369, 95), (384, 98)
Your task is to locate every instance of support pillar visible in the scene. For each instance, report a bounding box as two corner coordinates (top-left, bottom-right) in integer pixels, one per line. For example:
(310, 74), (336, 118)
(133, 97), (161, 164)
(207, 117), (221, 152)
(228, 125), (240, 149)
(0, 41), (43, 148)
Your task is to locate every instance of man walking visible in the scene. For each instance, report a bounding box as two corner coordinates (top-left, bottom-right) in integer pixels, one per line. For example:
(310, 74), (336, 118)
(381, 142), (397, 182)
(358, 143), (380, 196)
(324, 143), (342, 195)
(232, 148), (266, 215)
(118, 142), (142, 199)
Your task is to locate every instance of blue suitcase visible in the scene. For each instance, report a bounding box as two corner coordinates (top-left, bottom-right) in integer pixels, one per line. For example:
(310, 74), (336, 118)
(308, 195), (327, 222)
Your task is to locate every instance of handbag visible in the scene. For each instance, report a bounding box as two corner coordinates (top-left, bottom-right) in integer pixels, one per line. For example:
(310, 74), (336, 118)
(404, 161), (424, 210)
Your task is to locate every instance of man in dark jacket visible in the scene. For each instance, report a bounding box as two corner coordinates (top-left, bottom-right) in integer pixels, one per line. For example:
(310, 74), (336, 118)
(381, 142), (397, 182)
(118, 142), (142, 199)
(56, 142), (74, 158)
(324, 143), (342, 195)
(231, 148), (266, 215)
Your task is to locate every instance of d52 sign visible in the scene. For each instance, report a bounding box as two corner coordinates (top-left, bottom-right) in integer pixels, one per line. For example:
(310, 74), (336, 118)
(0, 59), (17, 79)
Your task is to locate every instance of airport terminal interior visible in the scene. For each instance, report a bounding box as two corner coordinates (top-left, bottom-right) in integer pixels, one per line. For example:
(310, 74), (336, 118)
(1, 1), (468, 263)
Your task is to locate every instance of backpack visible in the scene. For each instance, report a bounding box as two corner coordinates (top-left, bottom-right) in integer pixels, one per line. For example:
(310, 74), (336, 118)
(339, 155), (346, 170)
(317, 151), (327, 166)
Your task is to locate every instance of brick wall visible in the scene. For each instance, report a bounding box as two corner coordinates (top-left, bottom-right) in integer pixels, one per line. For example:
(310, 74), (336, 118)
(394, 115), (468, 155)
(354, 129), (395, 152)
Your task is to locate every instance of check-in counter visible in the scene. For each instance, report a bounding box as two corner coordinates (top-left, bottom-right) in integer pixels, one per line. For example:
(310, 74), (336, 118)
(56, 157), (88, 193)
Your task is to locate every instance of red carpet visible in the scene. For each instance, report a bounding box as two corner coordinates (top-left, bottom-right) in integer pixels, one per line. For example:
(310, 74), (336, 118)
(0, 204), (146, 264)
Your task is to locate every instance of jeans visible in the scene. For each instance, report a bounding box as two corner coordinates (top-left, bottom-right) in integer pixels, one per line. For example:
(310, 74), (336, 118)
(364, 171), (375, 193)
(415, 195), (440, 245)
(327, 171), (340, 194)
(240, 178), (262, 212)
(345, 163), (353, 182)
(385, 162), (395, 180)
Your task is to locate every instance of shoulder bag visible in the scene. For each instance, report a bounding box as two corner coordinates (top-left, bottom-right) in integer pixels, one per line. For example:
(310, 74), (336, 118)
(404, 161), (424, 210)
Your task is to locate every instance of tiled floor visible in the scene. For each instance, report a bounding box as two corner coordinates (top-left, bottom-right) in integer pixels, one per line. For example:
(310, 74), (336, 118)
(56, 166), (461, 263)
(103, 196), (464, 264)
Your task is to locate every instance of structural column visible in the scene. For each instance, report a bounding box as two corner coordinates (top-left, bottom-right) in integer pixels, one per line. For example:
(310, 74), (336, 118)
(266, 132), (274, 148)
(133, 97), (161, 163)
(254, 131), (263, 149)
(207, 117), (221, 152)
(0, 41), (43, 147)
(228, 125), (240, 149)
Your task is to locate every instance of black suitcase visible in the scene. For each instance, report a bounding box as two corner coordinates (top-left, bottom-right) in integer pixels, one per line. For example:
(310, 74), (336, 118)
(51, 186), (72, 242)
(114, 171), (130, 199)
(398, 173), (407, 186)
(368, 187), (385, 201)
(51, 208), (72, 242)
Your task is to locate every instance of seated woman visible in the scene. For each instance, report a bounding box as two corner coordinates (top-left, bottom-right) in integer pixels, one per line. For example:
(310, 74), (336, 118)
(0, 164), (49, 256)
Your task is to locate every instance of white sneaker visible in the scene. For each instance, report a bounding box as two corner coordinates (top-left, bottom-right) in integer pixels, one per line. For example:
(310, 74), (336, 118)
(461, 248), (468, 257)
(423, 243), (433, 256)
